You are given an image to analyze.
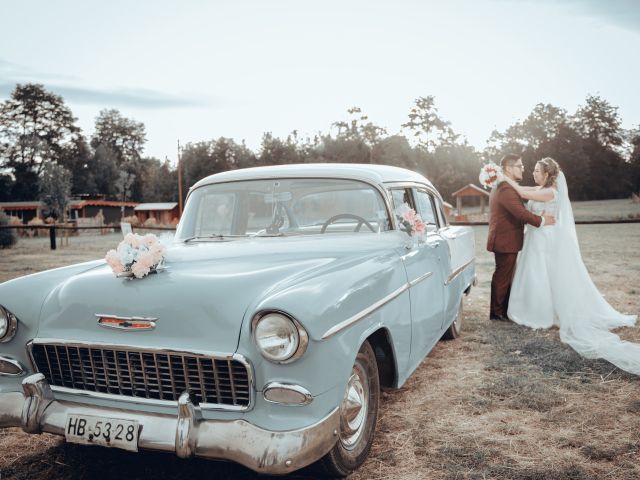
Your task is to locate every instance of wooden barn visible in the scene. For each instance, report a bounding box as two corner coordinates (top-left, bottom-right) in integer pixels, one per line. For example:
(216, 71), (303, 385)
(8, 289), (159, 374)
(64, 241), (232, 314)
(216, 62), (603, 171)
(69, 200), (139, 225)
(134, 202), (180, 225)
(451, 184), (490, 221)
(0, 201), (45, 223)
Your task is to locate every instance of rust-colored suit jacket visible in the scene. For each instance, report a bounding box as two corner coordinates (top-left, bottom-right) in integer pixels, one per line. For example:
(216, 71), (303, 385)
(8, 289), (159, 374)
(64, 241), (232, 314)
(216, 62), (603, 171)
(487, 182), (542, 253)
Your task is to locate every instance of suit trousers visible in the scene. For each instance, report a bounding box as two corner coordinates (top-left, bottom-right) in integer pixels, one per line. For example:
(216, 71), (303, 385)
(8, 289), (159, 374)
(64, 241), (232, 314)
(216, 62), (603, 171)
(490, 252), (518, 318)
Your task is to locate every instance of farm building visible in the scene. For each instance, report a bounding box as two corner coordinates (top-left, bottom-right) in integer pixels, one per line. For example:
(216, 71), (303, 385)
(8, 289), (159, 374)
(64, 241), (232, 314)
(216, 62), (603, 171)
(135, 202), (180, 225)
(451, 184), (490, 221)
(0, 201), (45, 223)
(69, 200), (139, 225)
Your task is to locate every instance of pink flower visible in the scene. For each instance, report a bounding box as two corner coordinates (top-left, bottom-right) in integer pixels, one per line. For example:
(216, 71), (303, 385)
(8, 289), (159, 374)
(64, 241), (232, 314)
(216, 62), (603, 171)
(413, 218), (426, 235)
(105, 249), (125, 274)
(135, 252), (155, 270)
(142, 233), (157, 247)
(149, 243), (165, 265)
(402, 209), (417, 223)
(124, 233), (141, 248)
(131, 262), (150, 278)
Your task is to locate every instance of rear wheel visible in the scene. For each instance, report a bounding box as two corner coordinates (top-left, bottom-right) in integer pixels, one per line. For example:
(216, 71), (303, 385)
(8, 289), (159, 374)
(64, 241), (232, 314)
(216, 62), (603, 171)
(442, 297), (463, 340)
(319, 340), (380, 478)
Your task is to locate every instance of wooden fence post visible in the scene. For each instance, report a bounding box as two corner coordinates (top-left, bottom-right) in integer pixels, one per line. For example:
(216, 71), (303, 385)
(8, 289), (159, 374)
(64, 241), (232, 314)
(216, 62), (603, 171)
(49, 225), (56, 250)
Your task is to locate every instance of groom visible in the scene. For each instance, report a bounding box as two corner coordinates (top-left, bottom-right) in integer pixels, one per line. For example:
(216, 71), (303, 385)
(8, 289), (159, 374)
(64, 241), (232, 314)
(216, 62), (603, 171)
(487, 154), (555, 321)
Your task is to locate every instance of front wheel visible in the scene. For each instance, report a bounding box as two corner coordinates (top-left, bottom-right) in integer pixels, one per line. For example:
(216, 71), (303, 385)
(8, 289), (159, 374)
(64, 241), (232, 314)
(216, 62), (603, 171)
(319, 340), (380, 478)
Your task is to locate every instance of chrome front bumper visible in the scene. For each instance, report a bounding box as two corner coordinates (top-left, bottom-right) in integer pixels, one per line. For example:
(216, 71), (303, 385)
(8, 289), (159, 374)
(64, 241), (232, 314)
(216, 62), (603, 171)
(0, 373), (340, 475)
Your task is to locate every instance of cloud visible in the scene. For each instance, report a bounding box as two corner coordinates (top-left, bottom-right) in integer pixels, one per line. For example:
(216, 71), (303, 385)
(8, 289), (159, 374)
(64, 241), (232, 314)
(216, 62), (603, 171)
(508, 0), (640, 33)
(0, 59), (206, 109)
(0, 59), (77, 82)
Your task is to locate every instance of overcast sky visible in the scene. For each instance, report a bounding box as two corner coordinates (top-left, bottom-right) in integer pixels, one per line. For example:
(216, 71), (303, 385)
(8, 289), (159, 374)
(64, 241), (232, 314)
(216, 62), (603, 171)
(1, 0), (639, 163)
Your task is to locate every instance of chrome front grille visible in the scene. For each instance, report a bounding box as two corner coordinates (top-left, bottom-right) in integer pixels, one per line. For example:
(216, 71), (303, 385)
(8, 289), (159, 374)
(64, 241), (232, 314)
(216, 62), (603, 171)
(30, 342), (251, 409)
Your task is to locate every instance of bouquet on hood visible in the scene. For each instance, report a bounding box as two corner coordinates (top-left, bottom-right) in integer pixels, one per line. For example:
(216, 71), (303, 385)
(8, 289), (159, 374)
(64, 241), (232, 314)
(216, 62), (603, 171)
(105, 233), (166, 279)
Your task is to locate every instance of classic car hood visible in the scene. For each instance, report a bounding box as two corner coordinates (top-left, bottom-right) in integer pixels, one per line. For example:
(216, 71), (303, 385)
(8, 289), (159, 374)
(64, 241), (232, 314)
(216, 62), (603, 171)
(36, 236), (394, 353)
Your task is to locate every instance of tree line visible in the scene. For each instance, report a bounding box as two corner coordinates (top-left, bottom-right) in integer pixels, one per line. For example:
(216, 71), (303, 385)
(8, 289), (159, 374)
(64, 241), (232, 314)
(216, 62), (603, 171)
(1, 83), (639, 220)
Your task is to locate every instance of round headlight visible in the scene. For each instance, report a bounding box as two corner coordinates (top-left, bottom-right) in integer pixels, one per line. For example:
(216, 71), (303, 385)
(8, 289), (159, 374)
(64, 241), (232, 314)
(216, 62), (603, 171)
(253, 312), (308, 363)
(0, 306), (18, 343)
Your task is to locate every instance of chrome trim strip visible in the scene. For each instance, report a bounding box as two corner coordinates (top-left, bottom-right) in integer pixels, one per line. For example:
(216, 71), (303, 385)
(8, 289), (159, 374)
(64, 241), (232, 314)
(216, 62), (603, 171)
(446, 259), (474, 285)
(95, 314), (159, 321)
(26, 339), (254, 411)
(263, 382), (313, 406)
(0, 356), (25, 376)
(45, 386), (249, 412)
(409, 271), (433, 287)
(322, 283), (409, 340)
(29, 338), (235, 359)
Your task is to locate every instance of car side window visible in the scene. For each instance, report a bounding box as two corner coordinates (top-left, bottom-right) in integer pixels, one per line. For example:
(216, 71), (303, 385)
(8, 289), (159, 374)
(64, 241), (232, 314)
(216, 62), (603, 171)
(435, 198), (448, 227)
(413, 190), (438, 232)
(390, 188), (413, 211)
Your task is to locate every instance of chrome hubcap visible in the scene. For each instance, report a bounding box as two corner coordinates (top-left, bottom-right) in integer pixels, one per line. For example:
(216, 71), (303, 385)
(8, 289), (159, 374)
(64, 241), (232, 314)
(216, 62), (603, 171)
(339, 364), (369, 449)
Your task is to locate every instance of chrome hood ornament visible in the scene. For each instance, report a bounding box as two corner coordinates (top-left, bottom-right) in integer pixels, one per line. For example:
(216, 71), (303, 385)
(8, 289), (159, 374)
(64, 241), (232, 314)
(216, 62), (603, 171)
(95, 314), (157, 331)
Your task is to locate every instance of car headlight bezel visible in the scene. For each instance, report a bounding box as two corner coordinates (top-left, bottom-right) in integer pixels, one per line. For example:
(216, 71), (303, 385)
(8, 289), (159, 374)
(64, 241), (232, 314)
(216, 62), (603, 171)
(0, 305), (18, 343)
(251, 311), (308, 364)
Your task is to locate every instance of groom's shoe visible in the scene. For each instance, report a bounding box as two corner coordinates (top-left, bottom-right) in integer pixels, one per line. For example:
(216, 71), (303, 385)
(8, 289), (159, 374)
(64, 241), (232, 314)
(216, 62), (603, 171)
(490, 314), (509, 322)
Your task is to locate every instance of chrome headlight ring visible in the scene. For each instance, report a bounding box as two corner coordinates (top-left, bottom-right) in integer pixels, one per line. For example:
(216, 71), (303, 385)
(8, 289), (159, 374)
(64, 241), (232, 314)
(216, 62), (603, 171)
(0, 305), (18, 343)
(251, 311), (309, 364)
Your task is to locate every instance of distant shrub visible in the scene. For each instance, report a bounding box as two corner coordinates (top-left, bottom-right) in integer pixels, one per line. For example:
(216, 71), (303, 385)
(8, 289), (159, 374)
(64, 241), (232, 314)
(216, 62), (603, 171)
(143, 217), (158, 227)
(0, 210), (18, 249)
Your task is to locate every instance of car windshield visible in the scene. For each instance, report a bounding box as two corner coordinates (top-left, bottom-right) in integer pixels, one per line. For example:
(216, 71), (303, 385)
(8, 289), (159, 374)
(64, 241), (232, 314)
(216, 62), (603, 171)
(176, 178), (391, 240)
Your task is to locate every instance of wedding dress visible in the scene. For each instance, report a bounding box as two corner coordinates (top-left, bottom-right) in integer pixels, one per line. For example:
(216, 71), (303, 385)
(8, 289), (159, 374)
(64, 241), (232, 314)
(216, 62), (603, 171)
(507, 172), (640, 375)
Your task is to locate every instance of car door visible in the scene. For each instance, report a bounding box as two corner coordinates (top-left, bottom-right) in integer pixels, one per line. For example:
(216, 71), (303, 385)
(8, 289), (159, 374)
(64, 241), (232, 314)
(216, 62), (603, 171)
(390, 187), (445, 363)
(432, 196), (475, 326)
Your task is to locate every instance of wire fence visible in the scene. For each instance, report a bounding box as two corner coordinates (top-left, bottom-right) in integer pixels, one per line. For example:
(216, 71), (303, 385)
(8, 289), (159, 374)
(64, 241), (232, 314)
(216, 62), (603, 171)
(2, 219), (639, 250)
(0, 224), (176, 250)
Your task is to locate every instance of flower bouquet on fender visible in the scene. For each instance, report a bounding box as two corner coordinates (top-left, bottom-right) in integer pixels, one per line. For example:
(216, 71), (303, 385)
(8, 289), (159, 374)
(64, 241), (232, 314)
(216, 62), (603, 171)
(395, 203), (426, 241)
(479, 162), (502, 190)
(105, 233), (166, 279)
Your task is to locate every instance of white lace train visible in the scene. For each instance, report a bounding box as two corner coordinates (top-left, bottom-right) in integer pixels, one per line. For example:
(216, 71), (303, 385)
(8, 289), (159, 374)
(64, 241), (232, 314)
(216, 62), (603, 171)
(508, 172), (640, 375)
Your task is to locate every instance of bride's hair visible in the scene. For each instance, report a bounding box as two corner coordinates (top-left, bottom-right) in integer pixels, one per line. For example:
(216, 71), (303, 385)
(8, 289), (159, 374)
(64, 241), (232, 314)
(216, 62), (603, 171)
(537, 157), (561, 188)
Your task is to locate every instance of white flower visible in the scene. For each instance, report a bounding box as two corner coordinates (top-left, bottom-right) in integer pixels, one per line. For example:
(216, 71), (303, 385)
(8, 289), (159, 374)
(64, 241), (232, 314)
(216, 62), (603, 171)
(117, 244), (133, 266)
(479, 162), (502, 190)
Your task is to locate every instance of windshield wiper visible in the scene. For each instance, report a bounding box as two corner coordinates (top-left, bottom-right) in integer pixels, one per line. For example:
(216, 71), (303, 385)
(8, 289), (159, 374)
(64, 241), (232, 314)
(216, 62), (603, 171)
(252, 231), (302, 237)
(183, 234), (247, 243)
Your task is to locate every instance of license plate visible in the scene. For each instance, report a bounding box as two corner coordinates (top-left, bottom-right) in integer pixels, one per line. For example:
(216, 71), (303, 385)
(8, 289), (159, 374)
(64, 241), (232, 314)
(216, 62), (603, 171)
(65, 414), (140, 452)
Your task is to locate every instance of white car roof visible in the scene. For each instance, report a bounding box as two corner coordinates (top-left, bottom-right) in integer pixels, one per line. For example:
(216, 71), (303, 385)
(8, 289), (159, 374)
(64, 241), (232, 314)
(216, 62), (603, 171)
(191, 163), (434, 190)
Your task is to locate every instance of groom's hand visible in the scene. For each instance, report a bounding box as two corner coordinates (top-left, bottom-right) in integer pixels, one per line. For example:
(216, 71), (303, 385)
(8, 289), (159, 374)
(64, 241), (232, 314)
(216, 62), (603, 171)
(541, 210), (556, 226)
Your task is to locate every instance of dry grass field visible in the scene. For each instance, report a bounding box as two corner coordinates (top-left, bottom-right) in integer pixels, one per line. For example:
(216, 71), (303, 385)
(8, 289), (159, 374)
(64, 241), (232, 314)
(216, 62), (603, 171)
(0, 211), (639, 479)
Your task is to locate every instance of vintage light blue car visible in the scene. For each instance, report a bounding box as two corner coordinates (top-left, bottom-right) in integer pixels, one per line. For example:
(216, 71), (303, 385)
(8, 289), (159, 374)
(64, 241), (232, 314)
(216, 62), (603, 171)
(0, 164), (475, 477)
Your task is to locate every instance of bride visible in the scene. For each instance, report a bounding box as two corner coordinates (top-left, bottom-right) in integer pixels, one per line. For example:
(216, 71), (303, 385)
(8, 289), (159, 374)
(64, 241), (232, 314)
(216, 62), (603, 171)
(501, 157), (640, 375)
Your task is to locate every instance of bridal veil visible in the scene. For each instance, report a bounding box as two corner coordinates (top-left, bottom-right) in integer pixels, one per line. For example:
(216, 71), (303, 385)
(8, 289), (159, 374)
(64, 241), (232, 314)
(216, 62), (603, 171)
(549, 172), (640, 374)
